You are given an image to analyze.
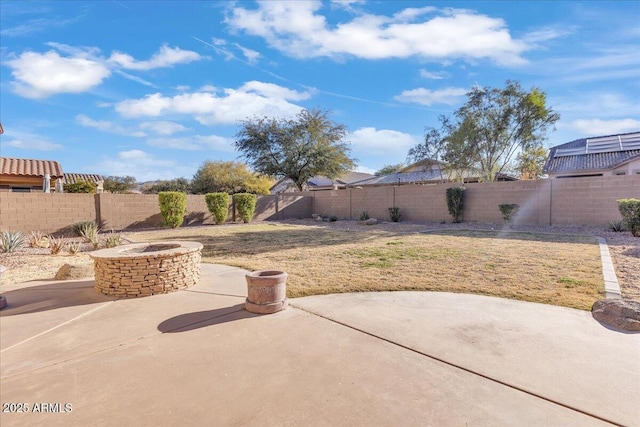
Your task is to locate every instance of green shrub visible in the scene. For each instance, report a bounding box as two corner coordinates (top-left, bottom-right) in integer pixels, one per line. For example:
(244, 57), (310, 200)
(0, 230), (26, 253)
(73, 220), (98, 237)
(329, 215), (338, 222)
(499, 204), (520, 224)
(446, 187), (466, 223)
(64, 180), (96, 193)
(388, 207), (401, 222)
(233, 193), (257, 223)
(359, 211), (370, 221)
(205, 192), (230, 225)
(618, 198), (640, 237)
(159, 191), (187, 228)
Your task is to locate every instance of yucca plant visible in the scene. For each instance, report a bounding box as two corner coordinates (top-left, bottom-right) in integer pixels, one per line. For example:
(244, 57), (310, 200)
(67, 241), (82, 254)
(103, 232), (122, 248)
(608, 220), (625, 232)
(27, 230), (47, 248)
(80, 226), (101, 248)
(47, 235), (68, 255)
(0, 231), (26, 253)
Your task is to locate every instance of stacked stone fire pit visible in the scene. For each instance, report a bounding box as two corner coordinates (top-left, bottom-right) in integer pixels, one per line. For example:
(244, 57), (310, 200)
(90, 241), (203, 298)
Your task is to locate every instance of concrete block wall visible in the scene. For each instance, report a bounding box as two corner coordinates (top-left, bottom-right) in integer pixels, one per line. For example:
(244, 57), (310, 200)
(0, 193), (97, 233)
(0, 192), (315, 233)
(311, 175), (640, 226)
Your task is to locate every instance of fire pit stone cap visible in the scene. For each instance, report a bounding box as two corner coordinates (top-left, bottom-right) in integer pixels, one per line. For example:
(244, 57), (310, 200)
(89, 241), (203, 260)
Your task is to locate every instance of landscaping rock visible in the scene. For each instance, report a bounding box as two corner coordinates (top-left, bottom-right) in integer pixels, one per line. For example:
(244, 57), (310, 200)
(55, 263), (95, 280)
(364, 218), (378, 225)
(591, 299), (640, 332)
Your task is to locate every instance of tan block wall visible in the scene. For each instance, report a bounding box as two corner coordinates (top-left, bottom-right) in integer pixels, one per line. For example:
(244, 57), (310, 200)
(3, 176), (638, 232)
(311, 175), (640, 225)
(0, 193), (97, 233)
(1, 192), (314, 233)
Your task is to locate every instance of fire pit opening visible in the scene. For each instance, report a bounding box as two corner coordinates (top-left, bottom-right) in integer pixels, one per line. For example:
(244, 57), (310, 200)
(90, 241), (203, 298)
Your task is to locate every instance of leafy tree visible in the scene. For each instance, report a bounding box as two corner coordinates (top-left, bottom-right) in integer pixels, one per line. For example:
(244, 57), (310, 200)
(64, 180), (96, 193)
(515, 145), (549, 180)
(408, 81), (559, 182)
(235, 109), (355, 191)
(191, 161), (271, 195)
(143, 178), (191, 194)
(103, 175), (138, 193)
(375, 164), (404, 176)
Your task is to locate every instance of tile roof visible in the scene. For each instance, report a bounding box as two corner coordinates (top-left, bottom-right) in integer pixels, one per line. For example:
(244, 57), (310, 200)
(63, 173), (104, 184)
(0, 157), (64, 178)
(544, 132), (640, 174)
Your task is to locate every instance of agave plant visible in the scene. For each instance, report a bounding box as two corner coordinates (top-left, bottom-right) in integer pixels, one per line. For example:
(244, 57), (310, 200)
(0, 231), (26, 253)
(103, 232), (123, 248)
(47, 235), (68, 255)
(80, 226), (101, 249)
(27, 230), (47, 248)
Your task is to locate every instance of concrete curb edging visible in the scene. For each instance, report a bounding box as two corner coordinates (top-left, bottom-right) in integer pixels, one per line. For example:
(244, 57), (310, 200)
(595, 237), (621, 299)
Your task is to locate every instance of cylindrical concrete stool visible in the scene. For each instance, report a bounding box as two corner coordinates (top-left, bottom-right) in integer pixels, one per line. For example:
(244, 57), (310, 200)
(245, 270), (288, 314)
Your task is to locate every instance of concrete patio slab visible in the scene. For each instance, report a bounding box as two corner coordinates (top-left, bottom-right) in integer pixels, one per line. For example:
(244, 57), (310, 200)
(1, 263), (638, 426)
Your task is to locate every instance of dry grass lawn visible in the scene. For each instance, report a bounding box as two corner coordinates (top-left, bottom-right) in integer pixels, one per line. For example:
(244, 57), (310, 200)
(130, 223), (603, 310)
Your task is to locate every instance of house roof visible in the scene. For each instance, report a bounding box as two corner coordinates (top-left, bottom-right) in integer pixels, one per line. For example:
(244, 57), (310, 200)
(0, 157), (64, 178)
(63, 173), (104, 185)
(353, 170), (444, 186)
(544, 131), (640, 174)
(270, 171), (375, 192)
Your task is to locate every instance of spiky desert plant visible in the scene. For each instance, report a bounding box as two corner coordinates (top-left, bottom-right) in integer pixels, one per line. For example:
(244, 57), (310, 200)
(103, 232), (123, 248)
(47, 235), (68, 255)
(0, 231), (26, 253)
(27, 230), (47, 248)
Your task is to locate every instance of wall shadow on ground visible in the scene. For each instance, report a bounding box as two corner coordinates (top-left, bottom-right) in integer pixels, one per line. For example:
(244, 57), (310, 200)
(145, 227), (406, 257)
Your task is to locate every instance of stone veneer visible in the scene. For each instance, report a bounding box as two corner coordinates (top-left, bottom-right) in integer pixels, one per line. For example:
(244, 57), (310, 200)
(90, 241), (203, 298)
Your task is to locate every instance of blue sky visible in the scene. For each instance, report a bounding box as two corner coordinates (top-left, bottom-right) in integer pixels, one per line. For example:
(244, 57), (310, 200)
(1, 1), (638, 181)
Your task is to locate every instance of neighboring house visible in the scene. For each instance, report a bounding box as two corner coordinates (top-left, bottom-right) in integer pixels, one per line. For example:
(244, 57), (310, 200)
(270, 171), (375, 194)
(351, 159), (517, 187)
(544, 131), (640, 178)
(0, 157), (64, 192)
(63, 173), (104, 193)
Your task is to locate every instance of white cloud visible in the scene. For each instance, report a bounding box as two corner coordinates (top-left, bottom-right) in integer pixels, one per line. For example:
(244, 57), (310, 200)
(394, 87), (467, 106)
(96, 149), (194, 181)
(76, 114), (146, 137)
(5, 43), (203, 98)
(5, 138), (62, 151)
(553, 92), (637, 119)
(139, 121), (187, 136)
(570, 119), (640, 136)
(115, 81), (309, 125)
(6, 50), (110, 98)
(147, 135), (235, 152)
(348, 127), (419, 155)
(354, 165), (376, 174)
(234, 43), (261, 63)
(419, 69), (450, 79)
(225, 2), (529, 65)
(108, 45), (203, 70)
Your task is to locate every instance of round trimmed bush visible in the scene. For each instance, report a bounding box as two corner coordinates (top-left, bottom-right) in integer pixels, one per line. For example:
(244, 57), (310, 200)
(158, 191), (187, 228)
(205, 192), (230, 225)
(233, 193), (257, 223)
